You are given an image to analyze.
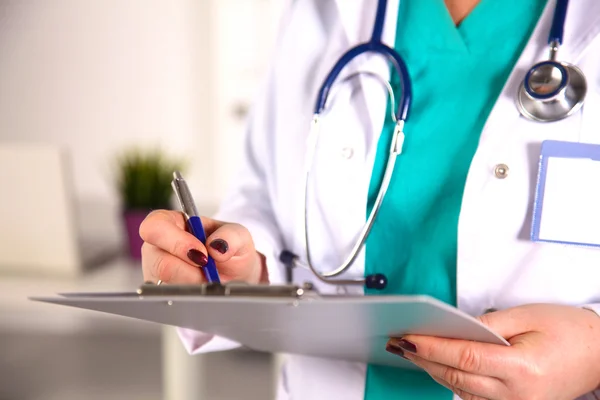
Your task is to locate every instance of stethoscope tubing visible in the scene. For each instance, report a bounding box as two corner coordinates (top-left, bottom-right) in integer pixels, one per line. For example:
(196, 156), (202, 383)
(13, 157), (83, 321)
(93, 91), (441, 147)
(548, 0), (568, 45)
(314, 42), (412, 122)
(303, 0), (408, 290)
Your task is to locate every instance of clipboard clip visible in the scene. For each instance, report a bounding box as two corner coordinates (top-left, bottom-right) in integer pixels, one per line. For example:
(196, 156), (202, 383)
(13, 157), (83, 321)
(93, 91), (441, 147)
(137, 281), (319, 299)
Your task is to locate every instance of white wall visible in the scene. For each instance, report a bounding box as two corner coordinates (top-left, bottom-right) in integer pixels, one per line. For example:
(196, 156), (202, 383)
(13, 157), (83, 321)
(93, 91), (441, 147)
(206, 0), (285, 203)
(0, 0), (284, 215)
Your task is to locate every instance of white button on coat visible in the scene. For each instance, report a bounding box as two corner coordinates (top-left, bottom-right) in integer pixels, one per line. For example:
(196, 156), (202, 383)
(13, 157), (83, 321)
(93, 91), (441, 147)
(341, 146), (354, 159)
(494, 163), (509, 179)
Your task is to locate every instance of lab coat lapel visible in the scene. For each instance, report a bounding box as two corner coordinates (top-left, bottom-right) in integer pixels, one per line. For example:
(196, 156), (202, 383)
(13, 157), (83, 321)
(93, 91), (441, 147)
(332, 0), (375, 45)
(560, 0), (600, 62)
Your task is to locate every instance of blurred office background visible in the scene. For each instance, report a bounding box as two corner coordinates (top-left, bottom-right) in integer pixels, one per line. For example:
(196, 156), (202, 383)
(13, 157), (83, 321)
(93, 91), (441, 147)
(0, 1), (286, 399)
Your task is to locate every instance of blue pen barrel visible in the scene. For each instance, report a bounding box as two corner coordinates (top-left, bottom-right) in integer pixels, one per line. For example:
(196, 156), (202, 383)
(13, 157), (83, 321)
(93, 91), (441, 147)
(188, 216), (221, 284)
(201, 258), (221, 284)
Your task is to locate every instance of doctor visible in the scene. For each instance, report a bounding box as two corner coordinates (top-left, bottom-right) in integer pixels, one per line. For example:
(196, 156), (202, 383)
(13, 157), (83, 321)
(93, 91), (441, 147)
(140, 0), (600, 398)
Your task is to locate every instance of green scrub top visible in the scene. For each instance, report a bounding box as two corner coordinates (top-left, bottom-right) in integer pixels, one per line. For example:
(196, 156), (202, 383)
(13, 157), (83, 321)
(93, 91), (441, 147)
(363, 0), (548, 398)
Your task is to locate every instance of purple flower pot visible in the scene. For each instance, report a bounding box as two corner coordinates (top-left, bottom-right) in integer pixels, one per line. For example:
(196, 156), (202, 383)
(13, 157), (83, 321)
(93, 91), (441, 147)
(123, 210), (149, 261)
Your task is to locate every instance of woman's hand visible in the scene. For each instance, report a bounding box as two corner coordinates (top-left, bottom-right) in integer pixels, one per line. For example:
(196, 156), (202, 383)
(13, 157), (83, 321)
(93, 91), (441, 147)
(386, 304), (600, 400)
(139, 210), (266, 285)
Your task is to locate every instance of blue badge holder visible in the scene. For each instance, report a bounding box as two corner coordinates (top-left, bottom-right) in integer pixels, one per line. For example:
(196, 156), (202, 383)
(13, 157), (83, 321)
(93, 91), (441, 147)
(531, 140), (600, 247)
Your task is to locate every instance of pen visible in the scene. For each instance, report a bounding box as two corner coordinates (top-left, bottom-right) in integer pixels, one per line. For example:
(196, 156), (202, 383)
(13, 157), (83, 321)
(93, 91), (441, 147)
(171, 171), (221, 284)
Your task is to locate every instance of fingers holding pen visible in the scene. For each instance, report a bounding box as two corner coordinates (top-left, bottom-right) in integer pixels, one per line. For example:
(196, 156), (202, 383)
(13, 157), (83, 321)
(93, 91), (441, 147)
(139, 210), (261, 283)
(141, 242), (205, 284)
(139, 210), (211, 270)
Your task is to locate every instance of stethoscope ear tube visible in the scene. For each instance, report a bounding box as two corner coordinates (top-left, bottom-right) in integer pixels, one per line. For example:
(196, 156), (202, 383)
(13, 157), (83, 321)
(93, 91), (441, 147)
(299, 0), (411, 291)
(313, 41), (412, 122)
(300, 114), (404, 291)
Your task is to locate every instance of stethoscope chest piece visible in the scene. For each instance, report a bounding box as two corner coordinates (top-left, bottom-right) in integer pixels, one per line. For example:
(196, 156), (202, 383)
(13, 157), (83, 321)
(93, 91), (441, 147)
(517, 60), (587, 122)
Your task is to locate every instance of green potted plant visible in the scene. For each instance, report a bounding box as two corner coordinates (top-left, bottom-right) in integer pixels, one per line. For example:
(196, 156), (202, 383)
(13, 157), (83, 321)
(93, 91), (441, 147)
(115, 148), (185, 260)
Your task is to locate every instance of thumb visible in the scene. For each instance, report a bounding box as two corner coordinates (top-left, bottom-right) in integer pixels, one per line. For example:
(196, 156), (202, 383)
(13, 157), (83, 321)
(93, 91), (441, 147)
(476, 307), (533, 340)
(204, 222), (259, 281)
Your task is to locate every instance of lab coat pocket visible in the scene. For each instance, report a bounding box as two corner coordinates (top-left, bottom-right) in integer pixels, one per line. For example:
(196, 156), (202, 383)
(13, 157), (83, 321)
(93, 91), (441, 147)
(561, 243), (600, 302)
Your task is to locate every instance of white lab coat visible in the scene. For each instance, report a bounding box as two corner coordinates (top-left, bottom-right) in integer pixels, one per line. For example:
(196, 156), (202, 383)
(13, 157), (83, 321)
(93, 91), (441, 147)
(179, 0), (600, 398)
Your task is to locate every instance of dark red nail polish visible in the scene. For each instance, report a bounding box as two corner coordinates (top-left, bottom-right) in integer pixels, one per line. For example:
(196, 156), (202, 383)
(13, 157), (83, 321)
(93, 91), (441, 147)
(386, 342), (407, 359)
(394, 339), (417, 353)
(187, 249), (208, 266)
(210, 239), (229, 254)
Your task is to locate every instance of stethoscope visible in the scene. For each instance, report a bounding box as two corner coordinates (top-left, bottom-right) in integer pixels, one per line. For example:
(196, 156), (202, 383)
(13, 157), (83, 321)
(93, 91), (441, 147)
(279, 0), (586, 291)
(516, 0), (586, 122)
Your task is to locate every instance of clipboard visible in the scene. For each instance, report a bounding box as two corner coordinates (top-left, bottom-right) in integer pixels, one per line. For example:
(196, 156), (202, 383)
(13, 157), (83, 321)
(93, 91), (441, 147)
(30, 282), (509, 369)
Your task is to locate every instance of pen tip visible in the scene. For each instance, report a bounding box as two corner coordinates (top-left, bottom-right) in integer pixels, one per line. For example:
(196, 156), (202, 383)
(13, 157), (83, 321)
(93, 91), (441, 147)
(173, 171), (183, 180)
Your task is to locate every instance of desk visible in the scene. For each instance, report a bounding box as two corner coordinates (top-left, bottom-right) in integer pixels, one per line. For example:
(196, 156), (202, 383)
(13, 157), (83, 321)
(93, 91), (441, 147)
(0, 257), (280, 400)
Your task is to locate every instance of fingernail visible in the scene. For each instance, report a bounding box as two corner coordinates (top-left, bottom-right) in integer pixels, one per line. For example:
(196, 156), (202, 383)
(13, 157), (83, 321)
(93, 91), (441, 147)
(187, 249), (208, 266)
(390, 338), (417, 353)
(210, 239), (229, 254)
(386, 342), (407, 359)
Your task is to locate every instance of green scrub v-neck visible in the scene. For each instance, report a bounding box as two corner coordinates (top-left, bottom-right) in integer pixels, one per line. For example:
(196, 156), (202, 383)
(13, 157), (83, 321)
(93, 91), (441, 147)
(363, 0), (547, 398)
